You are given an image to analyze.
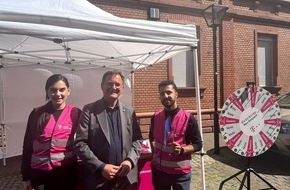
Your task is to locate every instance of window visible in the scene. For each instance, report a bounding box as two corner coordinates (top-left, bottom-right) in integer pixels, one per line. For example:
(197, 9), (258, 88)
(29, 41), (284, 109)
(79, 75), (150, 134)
(171, 26), (201, 88)
(172, 50), (195, 87)
(257, 35), (277, 87)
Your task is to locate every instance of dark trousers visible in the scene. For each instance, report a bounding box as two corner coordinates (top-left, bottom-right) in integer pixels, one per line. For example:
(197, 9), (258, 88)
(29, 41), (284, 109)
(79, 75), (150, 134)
(97, 176), (132, 190)
(81, 165), (137, 190)
(151, 166), (191, 190)
(31, 164), (78, 190)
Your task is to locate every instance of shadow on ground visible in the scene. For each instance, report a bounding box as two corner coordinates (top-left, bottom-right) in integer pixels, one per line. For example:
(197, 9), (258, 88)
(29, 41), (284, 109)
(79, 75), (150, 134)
(0, 156), (21, 176)
(206, 146), (290, 176)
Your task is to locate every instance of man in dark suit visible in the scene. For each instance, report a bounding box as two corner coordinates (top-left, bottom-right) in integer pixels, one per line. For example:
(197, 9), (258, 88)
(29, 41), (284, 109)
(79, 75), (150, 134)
(75, 71), (143, 190)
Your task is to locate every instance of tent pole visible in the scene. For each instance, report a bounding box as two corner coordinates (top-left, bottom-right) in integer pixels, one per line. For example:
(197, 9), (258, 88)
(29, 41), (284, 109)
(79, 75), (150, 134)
(131, 71), (135, 108)
(192, 47), (206, 190)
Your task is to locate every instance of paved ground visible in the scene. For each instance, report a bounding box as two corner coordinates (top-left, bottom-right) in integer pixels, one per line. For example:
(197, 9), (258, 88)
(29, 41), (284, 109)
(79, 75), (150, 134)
(1, 133), (290, 190)
(191, 133), (290, 190)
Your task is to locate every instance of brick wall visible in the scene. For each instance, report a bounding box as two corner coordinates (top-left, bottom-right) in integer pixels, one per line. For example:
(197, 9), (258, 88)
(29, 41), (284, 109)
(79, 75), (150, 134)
(134, 62), (168, 113)
(92, 0), (290, 135)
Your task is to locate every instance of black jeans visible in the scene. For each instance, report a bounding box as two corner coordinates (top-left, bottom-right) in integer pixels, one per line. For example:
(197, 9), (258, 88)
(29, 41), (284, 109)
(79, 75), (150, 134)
(31, 163), (78, 190)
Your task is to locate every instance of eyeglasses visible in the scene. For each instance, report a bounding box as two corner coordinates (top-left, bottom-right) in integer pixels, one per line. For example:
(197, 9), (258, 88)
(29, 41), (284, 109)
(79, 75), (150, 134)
(106, 82), (122, 89)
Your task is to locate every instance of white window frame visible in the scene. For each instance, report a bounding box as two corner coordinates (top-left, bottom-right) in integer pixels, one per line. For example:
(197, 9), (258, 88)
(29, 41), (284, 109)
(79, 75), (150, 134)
(258, 36), (274, 87)
(172, 50), (195, 87)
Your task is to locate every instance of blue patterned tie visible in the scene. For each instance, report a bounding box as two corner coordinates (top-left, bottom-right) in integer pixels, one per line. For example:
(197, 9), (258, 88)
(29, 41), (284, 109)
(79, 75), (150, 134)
(164, 116), (171, 144)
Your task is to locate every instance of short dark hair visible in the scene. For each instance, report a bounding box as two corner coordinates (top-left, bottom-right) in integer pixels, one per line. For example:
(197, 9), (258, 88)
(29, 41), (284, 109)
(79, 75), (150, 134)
(158, 80), (177, 91)
(101, 71), (125, 84)
(45, 74), (69, 100)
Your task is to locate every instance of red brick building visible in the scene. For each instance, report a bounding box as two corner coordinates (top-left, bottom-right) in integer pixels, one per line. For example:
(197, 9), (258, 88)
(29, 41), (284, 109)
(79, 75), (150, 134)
(91, 0), (290, 131)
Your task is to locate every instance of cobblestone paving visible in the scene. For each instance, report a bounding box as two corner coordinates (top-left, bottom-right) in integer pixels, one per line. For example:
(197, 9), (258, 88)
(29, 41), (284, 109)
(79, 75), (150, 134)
(1, 133), (290, 190)
(0, 175), (22, 190)
(191, 133), (290, 190)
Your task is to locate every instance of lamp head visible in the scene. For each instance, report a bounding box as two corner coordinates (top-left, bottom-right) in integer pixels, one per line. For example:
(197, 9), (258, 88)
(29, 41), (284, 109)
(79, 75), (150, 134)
(203, 4), (229, 27)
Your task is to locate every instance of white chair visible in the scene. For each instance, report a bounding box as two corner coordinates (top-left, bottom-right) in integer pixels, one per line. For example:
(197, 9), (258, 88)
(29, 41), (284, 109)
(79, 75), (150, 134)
(0, 124), (6, 166)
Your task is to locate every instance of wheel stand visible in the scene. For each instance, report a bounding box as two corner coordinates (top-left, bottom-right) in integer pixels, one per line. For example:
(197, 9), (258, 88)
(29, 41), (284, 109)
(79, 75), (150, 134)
(219, 158), (277, 190)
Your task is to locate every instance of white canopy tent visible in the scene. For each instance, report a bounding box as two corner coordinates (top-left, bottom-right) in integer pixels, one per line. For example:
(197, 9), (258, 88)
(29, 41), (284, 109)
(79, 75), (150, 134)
(0, 0), (206, 188)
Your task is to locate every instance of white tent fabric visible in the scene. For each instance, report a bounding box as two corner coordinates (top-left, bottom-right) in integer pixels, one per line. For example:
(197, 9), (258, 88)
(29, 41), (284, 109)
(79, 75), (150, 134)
(0, 1), (205, 188)
(0, 0), (197, 71)
(0, 0), (198, 158)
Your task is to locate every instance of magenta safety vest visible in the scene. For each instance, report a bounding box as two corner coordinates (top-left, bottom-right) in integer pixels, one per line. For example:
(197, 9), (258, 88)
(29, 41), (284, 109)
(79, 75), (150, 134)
(151, 109), (192, 174)
(30, 105), (79, 171)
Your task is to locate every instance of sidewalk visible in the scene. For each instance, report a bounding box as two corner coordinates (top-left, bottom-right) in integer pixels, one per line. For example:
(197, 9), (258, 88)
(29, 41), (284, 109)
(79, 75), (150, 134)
(0, 155), (22, 190)
(1, 132), (290, 190)
(191, 133), (290, 190)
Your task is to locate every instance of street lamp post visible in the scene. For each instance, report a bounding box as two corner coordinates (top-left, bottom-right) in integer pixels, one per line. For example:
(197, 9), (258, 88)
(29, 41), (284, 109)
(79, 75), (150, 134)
(203, 4), (228, 154)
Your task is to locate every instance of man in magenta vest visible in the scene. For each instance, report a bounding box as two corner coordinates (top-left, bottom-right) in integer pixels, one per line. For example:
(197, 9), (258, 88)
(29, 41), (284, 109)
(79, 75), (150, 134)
(149, 80), (202, 190)
(75, 71), (143, 190)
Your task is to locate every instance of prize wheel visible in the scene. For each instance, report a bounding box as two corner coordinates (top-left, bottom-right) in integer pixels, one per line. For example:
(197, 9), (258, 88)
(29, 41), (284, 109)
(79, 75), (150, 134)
(219, 85), (281, 157)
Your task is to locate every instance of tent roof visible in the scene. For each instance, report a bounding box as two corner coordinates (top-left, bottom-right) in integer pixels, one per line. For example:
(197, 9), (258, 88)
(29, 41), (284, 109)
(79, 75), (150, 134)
(0, 0), (203, 161)
(0, 0), (198, 71)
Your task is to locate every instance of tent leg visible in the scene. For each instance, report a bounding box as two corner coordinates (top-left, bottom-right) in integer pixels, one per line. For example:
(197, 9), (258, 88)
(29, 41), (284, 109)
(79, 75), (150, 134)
(192, 47), (206, 190)
(0, 124), (6, 166)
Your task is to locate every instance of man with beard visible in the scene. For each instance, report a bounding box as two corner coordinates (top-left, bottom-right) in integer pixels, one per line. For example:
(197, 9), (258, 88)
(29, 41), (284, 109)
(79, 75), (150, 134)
(149, 80), (202, 190)
(75, 71), (143, 190)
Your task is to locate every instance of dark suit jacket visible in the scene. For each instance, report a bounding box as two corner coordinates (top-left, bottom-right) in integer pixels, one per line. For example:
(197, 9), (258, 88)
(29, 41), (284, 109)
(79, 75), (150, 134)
(75, 98), (143, 189)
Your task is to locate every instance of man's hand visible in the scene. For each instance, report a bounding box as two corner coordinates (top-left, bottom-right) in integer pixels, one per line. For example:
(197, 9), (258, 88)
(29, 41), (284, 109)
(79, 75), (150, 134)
(101, 164), (120, 180)
(172, 141), (182, 155)
(22, 180), (33, 190)
(117, 160), (132, 176)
